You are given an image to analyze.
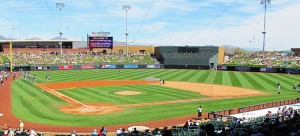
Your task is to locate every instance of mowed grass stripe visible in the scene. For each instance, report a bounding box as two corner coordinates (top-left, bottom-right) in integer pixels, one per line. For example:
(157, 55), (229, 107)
(59, 84), (201, 104)
(175, 70), (198, 81)
(213, 71), (222, 84)
(196, 70), (211, 82)
(262, 73), (292, 90)
(204, 71), (217, 83)
(14, 84), (65, 115)
(253, 73), (287, 90)
(282, 74), (300, 83)
(133, 84), (202, 99)
(248, 73), (274, 91)
(228, 72), (242, 87)
(164, 70), (188, 80)
(15, 90), (64, 121)
(80, 87), (134, 104)
(233, 72), (253, 89)
(187, 70), (206, 82)
(241, 72), (266, 90)
(14, 80), (64, 104)
(144, 69), (177, 80)
(222, 71), (232, 86)
(123, 70), (159, 80)
(268, 73), (299, 86)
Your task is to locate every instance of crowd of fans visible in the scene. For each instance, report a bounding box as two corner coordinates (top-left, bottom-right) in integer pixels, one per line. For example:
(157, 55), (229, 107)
(0, 48), (159, 66)
(223, 51), (300, 68)
(109, 105), (300, 136)
(2, 107), (300, 136)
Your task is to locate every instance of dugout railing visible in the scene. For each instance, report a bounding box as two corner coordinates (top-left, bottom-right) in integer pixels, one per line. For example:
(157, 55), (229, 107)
(207, 98), (300, 119)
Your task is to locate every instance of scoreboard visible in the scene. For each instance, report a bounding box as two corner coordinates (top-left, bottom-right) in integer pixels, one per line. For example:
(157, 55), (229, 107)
(88, 36), (113, 49)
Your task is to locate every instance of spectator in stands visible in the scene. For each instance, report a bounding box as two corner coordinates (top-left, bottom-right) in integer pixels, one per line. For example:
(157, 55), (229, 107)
(162, 127), (172, 136)
(29, 128), (37, 136)
(144, 129), (152, 135)
(122, 128), (126, 134)
(3, 124), (8, 130)
(131, 127), (139, 135)
(116, 128), (122, 136)
(152, 128), (161, 136)
(91, 129), (98, 136)
(100, 126), (107, 136)
(218, 127), (227, 136)
(8, 128), (14, 136)
(183, 121), (189, 130)
(205, 124), (216, 136)
(15, 128), (22, 135)
(277, 107), (283, 116)
(2, 127), (8, 136)
(70, 130), (78, 136)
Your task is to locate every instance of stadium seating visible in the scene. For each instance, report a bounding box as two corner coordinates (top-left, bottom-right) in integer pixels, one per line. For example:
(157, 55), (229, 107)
(0, 48), (159, 66)
(223, 51), (300, 68)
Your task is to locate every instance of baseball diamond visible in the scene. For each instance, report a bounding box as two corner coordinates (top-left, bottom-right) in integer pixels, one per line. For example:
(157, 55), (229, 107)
(1, 69), (300, 133)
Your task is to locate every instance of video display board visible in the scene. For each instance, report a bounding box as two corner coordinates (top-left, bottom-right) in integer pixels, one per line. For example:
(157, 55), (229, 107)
(88, 36), (113, 48)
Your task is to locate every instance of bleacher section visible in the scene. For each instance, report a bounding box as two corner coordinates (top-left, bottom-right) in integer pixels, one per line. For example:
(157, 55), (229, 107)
(0, 48), (158, 66)
(223, 51), (300, 68)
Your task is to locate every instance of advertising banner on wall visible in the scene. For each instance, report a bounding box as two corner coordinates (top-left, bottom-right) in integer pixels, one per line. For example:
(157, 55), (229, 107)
(146, 64), (160, 69)
(101, 64), (116, 69)
(217, 65), (227, 70)
(124, 64), (138, 69)
(81, 65), (94, 69)
(266, 68), (277, 73)
(286, 69), (300, 74)
(235, 67), (250, 72)
(59, 65), (73, 70)
(260, 68), (267, 72)
(36, 66), (50, 70)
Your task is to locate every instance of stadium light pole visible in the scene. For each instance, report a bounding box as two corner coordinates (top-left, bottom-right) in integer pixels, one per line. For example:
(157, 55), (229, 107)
(66, 27), (69, 39)
(56, 3), (65, 58)
(261, 0), (271, 52)
(122, 5), (131, 57)
(12, 27), (14, 39)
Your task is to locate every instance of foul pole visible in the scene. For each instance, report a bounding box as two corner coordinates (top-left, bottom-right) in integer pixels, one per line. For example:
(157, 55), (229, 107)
(10, 42), (12, 72)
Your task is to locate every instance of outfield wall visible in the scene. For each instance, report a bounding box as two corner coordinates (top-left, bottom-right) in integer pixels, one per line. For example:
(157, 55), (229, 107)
(218, 65), (300, 74)
(3, 65), (300, 72)
(0, 64), (163, 71)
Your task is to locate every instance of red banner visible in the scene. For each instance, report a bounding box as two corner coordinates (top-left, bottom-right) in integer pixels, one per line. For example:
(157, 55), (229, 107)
(81, 65), (94, 69)
(59, 65), (73, 70)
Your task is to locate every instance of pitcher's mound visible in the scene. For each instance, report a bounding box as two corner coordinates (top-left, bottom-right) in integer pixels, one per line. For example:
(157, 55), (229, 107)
(114, 91), (142, 95)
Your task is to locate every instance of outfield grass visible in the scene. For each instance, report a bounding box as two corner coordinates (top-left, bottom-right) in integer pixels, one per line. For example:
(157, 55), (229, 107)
(12, 69), (300, 126)
(58, 85), (204, 104)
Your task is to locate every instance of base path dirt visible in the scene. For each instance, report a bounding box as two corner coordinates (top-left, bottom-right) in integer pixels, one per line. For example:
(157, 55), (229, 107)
(0, 77), (266, 133)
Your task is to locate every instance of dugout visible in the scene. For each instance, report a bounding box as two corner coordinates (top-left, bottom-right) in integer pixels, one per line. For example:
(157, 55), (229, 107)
(154, 46), (223, 69)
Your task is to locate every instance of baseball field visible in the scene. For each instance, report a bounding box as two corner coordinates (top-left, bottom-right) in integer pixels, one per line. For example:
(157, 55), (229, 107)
(4, 69), (300, 132)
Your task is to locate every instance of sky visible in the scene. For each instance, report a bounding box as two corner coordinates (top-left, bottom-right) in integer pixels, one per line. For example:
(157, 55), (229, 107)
(0, 0), (299, 51)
